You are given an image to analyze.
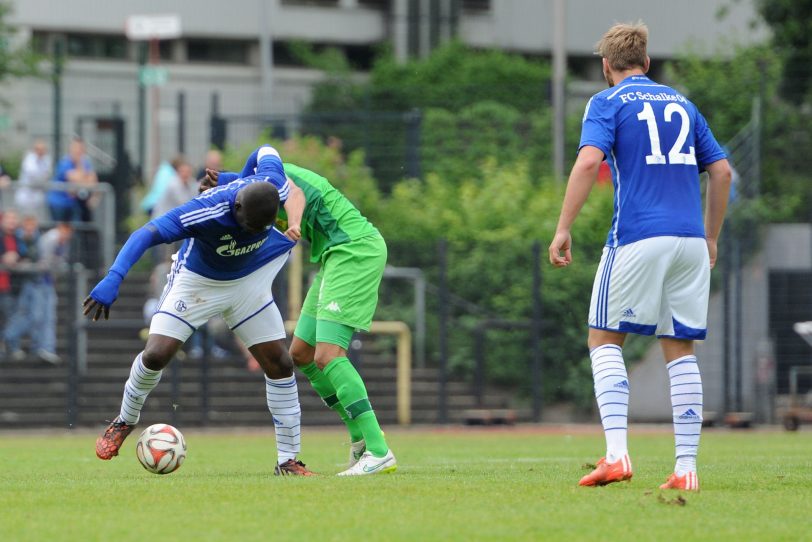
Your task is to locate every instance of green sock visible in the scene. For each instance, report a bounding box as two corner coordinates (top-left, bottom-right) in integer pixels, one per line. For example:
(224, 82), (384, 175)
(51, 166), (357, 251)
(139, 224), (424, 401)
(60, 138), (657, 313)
(300, 362), (363, 442)
(323, 357), (388, 457)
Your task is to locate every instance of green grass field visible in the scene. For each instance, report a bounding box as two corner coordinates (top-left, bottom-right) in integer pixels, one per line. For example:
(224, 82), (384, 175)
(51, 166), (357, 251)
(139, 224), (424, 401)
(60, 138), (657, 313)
(1, 426), (810, 541)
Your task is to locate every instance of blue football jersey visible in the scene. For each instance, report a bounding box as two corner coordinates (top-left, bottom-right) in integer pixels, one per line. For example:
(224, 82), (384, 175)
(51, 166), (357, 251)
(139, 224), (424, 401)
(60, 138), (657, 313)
(149, 155), (294, 280)
(579, 75), (727, 247)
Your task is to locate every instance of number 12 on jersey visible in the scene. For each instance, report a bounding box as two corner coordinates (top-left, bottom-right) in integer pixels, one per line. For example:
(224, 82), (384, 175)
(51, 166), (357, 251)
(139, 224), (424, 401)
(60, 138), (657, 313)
(637, 102), (697, 166)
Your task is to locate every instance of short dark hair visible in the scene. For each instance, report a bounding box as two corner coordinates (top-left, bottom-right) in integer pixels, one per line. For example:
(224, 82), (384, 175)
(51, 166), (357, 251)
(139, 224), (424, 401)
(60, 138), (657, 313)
(240, 182), (280, 227)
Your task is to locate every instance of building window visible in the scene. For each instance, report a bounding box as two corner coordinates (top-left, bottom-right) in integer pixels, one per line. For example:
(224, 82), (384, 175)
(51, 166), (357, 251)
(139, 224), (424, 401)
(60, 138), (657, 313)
(159, 40), (175, 61)
(273, 41), (378, 71)
(186, 39), (250, 64)
(31, 30), (50, 55)
(281, 0), (340, 6)
(358, 0), (391, 7)
(462, 0), (490, 11)
(66, 33), (128, 59)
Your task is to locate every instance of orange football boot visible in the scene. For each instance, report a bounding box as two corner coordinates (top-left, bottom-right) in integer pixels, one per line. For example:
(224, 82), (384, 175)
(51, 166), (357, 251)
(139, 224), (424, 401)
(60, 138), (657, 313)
(96, 417), (136, 460)
(579, 454), (633, 486)
(274, 459), (317, 476)
(660, 472), (700, 491)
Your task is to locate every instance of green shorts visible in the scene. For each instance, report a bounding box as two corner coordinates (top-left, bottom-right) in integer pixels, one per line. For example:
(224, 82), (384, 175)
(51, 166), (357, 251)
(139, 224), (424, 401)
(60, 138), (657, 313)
(294, 233), (387, 349)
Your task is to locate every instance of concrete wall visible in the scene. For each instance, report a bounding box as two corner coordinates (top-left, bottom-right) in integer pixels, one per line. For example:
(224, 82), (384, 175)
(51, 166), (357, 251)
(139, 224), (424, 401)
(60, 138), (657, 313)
(629, 224), (808, 422)
(1, 0), (767, 170)
(11, 0), (765, 55)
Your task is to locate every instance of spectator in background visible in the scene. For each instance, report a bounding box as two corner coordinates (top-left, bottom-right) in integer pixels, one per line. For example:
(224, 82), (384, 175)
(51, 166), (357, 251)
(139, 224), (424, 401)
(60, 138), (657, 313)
(0, 163), (11, 208)
(0, 210), (20, 344)
(3, 221), (72, 364)
(0, 163), (10, 187)
(139, 161), (175, 217)
(15, 139), (51, 220)
(12, 214), (40, 267)
(196, 149), (223, 180)
(151, 157), (200, 265)
(3, 215), (45, 361)
(37, 221), (73, 363)
(48, 138), (98, 222)
(152, 156), (200, 217)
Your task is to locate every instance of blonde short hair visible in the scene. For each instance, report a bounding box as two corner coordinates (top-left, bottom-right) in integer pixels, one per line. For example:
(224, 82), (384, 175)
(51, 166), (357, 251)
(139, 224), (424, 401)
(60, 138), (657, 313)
(596, 21), (648, 71)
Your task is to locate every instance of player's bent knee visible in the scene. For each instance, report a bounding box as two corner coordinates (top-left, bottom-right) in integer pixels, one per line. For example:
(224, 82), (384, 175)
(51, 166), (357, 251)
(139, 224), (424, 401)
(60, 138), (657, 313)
(289, 339), (314, 367)
(142, 335), (183, 370)
(251, 341), (294, 378)
(313, 343), (346, 370)
(141, 347), (173, 371)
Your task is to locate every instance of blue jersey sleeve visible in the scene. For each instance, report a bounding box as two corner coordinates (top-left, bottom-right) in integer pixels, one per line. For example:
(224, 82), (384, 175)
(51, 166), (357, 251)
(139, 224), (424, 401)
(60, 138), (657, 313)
(108, 225), (164, 279)
(240, 148), (259, 178)
(579, 96), (616, 158)
(149, 196), (215, 243)
(232, 145), (289, 202)
(255, 146), (289, 202)
(217, 172), (241, 186)
(693, 109), (726, 168)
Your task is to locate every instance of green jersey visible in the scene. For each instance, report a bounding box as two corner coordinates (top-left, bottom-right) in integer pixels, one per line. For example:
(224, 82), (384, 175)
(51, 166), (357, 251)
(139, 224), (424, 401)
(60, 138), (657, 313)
(277, 163), (379, 263)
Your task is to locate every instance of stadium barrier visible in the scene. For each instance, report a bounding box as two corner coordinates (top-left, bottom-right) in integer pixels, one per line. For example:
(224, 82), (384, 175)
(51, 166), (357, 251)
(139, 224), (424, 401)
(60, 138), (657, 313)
(0, 181), (116, 270)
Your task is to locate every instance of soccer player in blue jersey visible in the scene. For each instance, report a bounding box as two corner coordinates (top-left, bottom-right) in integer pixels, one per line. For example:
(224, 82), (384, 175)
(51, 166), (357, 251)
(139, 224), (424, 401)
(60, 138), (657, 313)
(549, 22), (732, 491)
(86, 146), (315, 475)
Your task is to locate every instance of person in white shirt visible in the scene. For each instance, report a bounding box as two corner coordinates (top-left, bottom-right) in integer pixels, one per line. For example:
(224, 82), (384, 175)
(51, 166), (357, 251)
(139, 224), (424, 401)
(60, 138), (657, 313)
(15, 140), (52, 220)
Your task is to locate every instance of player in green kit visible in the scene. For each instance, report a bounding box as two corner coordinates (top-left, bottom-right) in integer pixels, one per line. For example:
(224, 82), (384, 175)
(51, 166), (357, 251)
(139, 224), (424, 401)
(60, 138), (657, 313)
(204, 150), (396, 476)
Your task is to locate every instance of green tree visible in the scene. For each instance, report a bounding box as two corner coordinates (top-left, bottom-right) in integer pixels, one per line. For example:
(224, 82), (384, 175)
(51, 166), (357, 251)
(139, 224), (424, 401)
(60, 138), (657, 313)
(755, 0), (812, 103)
(377, 159), (614, 406)
(0, 2), (43, 170)
(299, 41), (553, 190)
(367, 41), (550, 112)
(0, 1), (41, 93)
(667, 44), (810, 220)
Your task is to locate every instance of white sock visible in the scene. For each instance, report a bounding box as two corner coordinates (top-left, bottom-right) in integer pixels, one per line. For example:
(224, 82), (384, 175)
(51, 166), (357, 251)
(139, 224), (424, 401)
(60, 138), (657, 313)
(119, 352), (162, 425)
(265, 375), (301, 465)
(667, 355), (703, 476)
(591, 344), (629, 463)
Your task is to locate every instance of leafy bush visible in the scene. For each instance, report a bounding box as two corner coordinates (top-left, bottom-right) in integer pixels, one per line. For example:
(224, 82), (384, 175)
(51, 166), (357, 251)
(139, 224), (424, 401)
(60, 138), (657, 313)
(298, 41), (554, 190)
(377, 159), (614, 406)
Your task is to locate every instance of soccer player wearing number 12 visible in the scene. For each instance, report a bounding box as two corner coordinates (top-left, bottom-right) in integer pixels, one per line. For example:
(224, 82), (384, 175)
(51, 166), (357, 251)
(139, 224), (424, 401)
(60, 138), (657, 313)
(549, 22), (732, 491)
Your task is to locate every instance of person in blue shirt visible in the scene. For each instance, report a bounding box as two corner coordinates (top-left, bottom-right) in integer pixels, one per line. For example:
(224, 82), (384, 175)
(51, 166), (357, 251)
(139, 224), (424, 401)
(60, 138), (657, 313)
(548, 22), (732, 491)
(48, 138), (98, 222)
(85, 145), (314, 476)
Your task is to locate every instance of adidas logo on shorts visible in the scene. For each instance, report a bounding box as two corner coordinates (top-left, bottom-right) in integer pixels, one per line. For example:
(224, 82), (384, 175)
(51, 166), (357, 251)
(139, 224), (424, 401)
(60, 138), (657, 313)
(621, 307), (636, 318)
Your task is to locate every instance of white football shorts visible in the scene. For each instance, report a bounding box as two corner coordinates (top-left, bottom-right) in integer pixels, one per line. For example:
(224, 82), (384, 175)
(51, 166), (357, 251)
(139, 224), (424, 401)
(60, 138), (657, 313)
(150, 252), (289, 347)
(588, 236), (710, 340)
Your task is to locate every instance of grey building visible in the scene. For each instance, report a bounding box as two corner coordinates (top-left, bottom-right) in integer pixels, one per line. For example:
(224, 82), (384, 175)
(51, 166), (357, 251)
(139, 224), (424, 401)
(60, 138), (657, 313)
(2, 0), (766, 175)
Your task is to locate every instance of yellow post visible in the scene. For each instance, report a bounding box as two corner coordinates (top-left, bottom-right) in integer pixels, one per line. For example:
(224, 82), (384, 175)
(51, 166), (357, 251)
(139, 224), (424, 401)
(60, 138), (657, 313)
(285, 319), (413, 425)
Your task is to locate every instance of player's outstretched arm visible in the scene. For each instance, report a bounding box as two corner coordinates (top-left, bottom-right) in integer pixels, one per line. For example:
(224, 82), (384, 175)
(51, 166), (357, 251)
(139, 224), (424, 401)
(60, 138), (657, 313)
(704, 158), (732, 269)
(283, 180), (305, 241)
(549, 145), (603, 267)
(83, 225), (164, 321)
(240, 147), (260, 178)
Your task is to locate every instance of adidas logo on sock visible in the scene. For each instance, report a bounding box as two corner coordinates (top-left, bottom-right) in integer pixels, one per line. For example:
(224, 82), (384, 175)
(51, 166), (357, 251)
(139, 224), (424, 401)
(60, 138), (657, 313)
(678, 409), (700, 420)
(614, 380), (630, 389)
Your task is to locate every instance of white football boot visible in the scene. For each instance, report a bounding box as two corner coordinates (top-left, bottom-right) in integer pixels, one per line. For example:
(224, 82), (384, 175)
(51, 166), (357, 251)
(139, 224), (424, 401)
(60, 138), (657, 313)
(349, 439), (366, 468)
(338, 449), (397, 476)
